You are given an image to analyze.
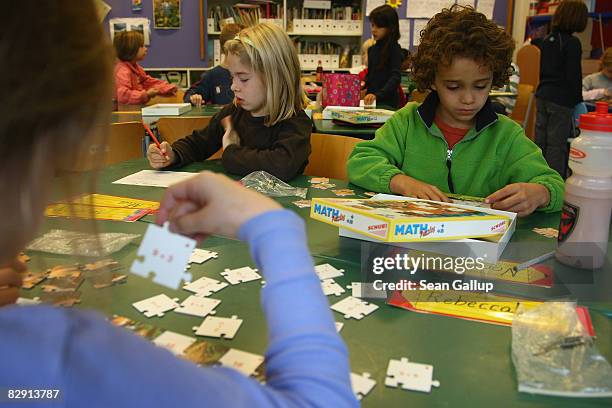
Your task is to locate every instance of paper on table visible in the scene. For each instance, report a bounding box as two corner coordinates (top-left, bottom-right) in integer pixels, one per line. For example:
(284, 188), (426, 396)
(477, 0), (496, 19)
(112, 170), (197, 188)
(399, 19), (410, 50)
(412, 19), (429, 47)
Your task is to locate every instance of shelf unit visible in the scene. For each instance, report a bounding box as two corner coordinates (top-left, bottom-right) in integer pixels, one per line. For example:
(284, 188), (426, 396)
(204, 0), (364, 71)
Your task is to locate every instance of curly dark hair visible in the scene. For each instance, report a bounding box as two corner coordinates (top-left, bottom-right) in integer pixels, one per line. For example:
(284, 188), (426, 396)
(409, 5), (515, 92)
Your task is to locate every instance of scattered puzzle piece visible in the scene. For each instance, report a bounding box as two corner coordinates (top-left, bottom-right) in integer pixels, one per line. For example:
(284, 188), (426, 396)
(332, 189), (355, 197)
(292, 199), (312, 208)
(385, 357), (440, 393)
(47, 264), (81, 279)
(331, 296), (378, 320)
(16, 297), (40, 306)
(351, 372), (376, 400)
(91, 273), (127, 289)
(82, 259), (120, 272)
(41, 291), (81, 307)
(174, 295), (220, 318)
(193, 315), (243, 339)
(189, 249), (218, 264)
(532, 227), (559, 239)
(133, 294), (179, 318)
(21, 271), (48, 289)
(335, 322), (344, 332)
(310, 177), (329, 184)
(153, 331), (196, 356)
(315, 263), (344, 280)
(348, 282), (387, 299)
(130, 222), (196, 289)
(41, 276), (83, 293)
(221, 266), (261, 285)
(183, 276), (229, 297)
(321, 279), (346, 296)
(218, 349), (264, 376)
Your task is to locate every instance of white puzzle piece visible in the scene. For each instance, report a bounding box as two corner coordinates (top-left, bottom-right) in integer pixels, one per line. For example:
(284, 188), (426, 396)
(189, 248), (218, 264)
(221, 266), (261, 285)
(153, 331), (196, 355)
(321, 279), (346, 296)
(348, 282), (387, 299)
(183, 276), (228, 297)
(133, 294), (179, 318)
(219, 349), (265, 376)
(331, 296), (378, 320)
(335, 322), (344, 332)
(174, 295), (220, 318)
(16, 297), (41, 306)
(131, 222), (196, 289)
(385, 357), (440, 393)
(315, 263), (344, 280)
(351, 372), (377, 400)
(193, 315), (243, 339)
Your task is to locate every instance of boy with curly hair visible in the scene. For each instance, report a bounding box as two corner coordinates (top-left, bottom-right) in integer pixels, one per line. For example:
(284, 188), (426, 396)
(347, 5), (563, 217)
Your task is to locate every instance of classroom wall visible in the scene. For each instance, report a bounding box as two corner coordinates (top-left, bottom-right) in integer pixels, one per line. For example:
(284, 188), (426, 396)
(103, 0), (204, 68)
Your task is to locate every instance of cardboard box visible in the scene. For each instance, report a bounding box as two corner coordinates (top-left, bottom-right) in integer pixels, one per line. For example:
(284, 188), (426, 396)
(338, 194), (517, 262)
(330, 108), (395, 124)
(311, 196), (511, 243)
(141, 103), (191, 116)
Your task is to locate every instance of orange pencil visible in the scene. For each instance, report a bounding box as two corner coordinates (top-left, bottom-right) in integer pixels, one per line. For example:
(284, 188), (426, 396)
(142, 122), (169, 160)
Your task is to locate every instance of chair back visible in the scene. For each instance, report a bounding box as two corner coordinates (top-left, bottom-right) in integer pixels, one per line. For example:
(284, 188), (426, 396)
(157, 116), (221, 159)
(510, 83), (535, 129)
(516, 44), (541, 88)
(304, 133), (362, 181)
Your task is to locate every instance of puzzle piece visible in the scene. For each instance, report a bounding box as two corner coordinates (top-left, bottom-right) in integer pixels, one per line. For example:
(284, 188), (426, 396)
(385, 357), (440, 393)
(130, 222), (196, 289)
(193, 315), (243, 339)
(16, 297), (41, 306)
(218, 349), (264, 376)
(40, 291), (81, 307)
(221, 266), (261, 285)
(321, 279), (346, 296)
(153, 331), (196, 356)
(348, 282), (387, 299)
(330, 296), (378, 320)
(133, 294), (179, 318)
(183, 276), (228, 297)
(335, 322), (344, 332)
(174, 295), (220, 318)
(314, 263), (344, 280)
(351, 372), (376, 400)
(189, 249), (218, 264)
(310, 177), (329, 184)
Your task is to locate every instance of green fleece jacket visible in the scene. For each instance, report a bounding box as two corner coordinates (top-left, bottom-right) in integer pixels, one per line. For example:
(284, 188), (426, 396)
(347, 94), (564, 212)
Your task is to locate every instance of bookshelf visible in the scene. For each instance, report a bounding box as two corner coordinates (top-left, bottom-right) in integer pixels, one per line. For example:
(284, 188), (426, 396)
(203, 0), (365, 71)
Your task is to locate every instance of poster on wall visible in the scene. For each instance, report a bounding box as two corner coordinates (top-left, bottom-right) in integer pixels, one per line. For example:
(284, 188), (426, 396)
(153, 0), (182, 29)
(132, 0), (143, 12)
(109, 18), (151, 45)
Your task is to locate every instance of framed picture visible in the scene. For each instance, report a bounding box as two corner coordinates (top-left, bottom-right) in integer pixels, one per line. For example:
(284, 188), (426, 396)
(109, 18), (151, 45)
(153, 0), (181, 29)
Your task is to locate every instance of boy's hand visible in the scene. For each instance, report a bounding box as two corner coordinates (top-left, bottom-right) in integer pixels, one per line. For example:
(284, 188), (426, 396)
(364, 93), (376, 106)
(486, 183), (550, 217)
(0, 258), (25, 307)
(158, 171), (281, 241)
(147, 141), (175, 169)
(390, 174), (450, 202)
(189, 94), (203, 107)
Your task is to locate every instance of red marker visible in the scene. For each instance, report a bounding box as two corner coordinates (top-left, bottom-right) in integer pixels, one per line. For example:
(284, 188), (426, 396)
(142, 122), (169, 160)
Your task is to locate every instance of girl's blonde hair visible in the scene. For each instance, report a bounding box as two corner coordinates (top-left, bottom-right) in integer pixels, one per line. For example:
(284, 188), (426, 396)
(225, 23), (307, 126)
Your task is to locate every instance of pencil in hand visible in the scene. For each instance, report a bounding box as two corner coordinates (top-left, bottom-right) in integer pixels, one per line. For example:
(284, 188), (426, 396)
(142, 122), (169, 160)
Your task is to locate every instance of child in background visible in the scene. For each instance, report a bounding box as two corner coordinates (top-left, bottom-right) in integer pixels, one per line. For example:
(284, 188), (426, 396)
(582, 47), (612, 101)
(349, 38), (374, 76)
(0, 3), (357, 407)
(147, 23), (312, 181)
(364, 5), (402, 108)
(183, 23), (243, 106)
(532, 0), (588, 178)
(347, 5), (564, 217)
(114, 31), (177, 107)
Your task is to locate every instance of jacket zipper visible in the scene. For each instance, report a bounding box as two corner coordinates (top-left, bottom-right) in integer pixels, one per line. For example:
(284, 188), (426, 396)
(446, 149), (455, 194)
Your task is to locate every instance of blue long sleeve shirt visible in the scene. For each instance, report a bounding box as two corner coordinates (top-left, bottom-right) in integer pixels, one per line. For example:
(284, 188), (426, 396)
(183, 65), (234, 105)
(0, 210), (357, 408)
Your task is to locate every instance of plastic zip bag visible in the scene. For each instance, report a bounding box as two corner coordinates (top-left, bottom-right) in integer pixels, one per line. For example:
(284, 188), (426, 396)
(512, 301), (612, 397)
(27, 229), (140, 257)
(240, 171), (307, 199)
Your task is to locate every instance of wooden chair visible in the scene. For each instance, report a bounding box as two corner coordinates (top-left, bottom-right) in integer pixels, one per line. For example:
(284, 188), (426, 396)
(304, 133), (362, 181)
(156, 116), (221, 159)
(516, 44), (541, 88)
(74, 122), (144, 171)
(409, 89), (430, 103)
(509, 83), (535, 129)
(146, 89), (185, 106)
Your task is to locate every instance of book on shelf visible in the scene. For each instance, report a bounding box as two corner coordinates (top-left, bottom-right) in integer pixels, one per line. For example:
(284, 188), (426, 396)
(310, 197), (511, 243)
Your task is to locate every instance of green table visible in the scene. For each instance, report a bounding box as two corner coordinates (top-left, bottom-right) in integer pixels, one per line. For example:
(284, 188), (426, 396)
(29, 159), (612, 407)
(313, 118), (378, 139)
(111, 105), (224, 124)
